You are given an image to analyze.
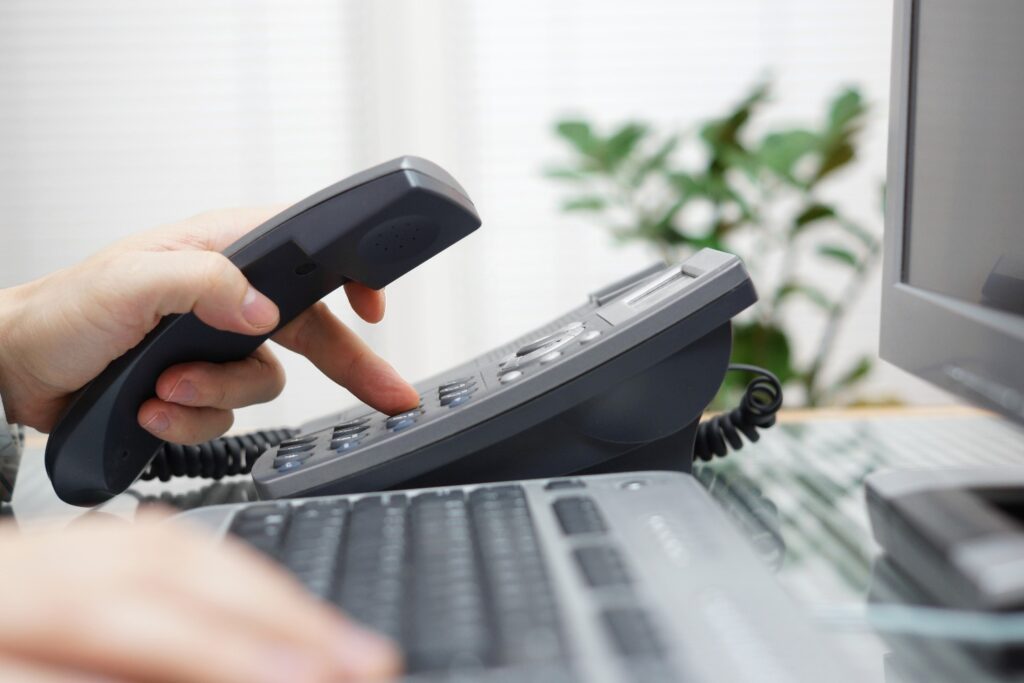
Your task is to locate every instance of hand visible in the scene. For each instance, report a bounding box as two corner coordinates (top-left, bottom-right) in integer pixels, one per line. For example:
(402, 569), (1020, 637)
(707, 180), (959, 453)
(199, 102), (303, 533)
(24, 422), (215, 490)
(0, 208), (421, 443)
(0, 511), (402, 682)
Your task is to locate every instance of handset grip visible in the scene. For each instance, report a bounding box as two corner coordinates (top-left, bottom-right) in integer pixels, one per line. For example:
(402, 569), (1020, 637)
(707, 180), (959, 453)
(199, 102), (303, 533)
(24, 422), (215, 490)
(45, 156), (480, 505)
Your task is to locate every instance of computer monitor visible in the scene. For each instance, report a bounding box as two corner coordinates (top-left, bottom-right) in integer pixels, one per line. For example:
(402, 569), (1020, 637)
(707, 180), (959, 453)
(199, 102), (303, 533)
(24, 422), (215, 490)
(880, 0), (1024, 426)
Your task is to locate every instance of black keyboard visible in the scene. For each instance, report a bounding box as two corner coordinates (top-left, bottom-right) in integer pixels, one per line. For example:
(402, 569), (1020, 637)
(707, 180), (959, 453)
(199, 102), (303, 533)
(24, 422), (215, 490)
(230, 484), (580, 677)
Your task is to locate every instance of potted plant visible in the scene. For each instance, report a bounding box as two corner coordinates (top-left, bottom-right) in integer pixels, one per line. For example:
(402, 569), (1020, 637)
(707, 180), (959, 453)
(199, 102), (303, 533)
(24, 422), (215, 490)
(547, 83), (882, 406)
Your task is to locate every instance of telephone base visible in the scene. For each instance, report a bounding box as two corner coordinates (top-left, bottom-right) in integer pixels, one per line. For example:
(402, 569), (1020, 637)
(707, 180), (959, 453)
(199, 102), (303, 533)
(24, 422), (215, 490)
(574, 424), (697, 477)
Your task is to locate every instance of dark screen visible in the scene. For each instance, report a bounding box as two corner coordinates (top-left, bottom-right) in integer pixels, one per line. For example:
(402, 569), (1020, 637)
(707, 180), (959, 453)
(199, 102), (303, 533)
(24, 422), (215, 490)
(904, 0), (1024, 316)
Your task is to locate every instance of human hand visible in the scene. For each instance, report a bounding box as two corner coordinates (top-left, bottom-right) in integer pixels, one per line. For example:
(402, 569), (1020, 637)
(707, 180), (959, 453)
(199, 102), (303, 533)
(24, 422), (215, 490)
(0, 208), (420, 443)
(0, 511), (402, 682)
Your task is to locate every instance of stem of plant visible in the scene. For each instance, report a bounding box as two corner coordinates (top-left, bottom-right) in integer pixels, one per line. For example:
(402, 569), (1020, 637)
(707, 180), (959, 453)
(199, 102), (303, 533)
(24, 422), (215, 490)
(804, 235), (882, 405)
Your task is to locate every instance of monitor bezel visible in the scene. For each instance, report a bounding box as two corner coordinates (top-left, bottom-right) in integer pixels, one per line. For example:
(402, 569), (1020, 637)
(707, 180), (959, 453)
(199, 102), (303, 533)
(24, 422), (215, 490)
(880, 0), (1024, 425)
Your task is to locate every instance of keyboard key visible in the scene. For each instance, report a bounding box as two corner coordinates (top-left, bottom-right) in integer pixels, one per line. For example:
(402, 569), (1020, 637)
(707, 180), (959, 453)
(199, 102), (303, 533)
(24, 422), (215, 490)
(574, 546), (631, 587)
(602, 608), (665, 659)
(229, 504), (291, 558)
(333, 495), (409, 643)
(280, 502), (347, 598)
(406, 490), (493, 671)
(553, 497), (608, 535)
(470, 486), (567, 665)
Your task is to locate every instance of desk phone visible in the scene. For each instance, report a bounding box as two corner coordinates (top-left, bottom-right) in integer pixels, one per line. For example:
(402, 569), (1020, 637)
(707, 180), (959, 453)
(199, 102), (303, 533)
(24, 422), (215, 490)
(255, 249), (757, 500)
(44, 156), (777, 506)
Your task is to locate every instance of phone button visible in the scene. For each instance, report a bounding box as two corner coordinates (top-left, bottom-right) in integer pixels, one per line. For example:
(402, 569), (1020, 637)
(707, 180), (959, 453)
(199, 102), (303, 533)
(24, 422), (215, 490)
(275, 450), (313, 464)
(278, 436), (316, 449)
(438, 380), (476, 396)
(386, 418), (416, 432)
(499, 370), (523, 384)
(444, 393), (473, 408)
(277, 442), (315, 456)
(579, 330), (601, 344)
(439, 377), (473, 391)
(439, 386), (476, 405)
(539, 351), (561, 364)
(331, 430), (365, 443)
(333, 424), (369, 438)
(334, 417), (371, 430)
(386, 410), (421, 428)
(274, 460), (305, 472)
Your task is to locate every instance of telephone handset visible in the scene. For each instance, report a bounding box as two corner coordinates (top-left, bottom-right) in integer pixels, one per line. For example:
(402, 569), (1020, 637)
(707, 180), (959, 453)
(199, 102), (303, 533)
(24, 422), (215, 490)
(45, 156), (481, 506)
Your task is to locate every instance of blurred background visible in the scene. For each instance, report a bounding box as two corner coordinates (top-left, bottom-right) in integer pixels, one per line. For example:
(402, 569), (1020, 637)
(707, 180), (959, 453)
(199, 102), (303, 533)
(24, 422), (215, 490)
(0, 0), (951, 431)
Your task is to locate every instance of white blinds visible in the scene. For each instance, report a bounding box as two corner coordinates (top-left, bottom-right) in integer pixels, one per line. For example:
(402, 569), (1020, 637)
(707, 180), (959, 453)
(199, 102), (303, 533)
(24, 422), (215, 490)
(1, 1), (942, 427)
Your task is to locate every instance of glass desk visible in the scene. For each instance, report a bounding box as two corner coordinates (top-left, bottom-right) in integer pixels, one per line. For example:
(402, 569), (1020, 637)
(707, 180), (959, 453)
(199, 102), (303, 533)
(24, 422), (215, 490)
(698, 409), (1024, 683)
(10, 408), (1024, 681)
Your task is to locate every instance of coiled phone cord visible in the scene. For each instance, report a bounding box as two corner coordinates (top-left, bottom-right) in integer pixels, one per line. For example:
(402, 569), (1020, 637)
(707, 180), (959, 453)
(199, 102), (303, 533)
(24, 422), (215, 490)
(141, 428), (296, 482)
(693, 364), (783, 462)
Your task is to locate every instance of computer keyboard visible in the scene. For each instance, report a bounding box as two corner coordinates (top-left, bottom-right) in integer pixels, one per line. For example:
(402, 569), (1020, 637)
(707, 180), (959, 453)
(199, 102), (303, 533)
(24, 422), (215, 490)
(232, 486), (575, 675)
(179, 471), (857, 683)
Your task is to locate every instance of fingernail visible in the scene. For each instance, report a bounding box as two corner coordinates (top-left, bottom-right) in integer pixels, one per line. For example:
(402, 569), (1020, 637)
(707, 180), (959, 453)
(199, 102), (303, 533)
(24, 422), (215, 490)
(242, 286), (278, 330)
(166, 379), (197, 404)
(142, 411), (170, 434)
(333, 625), (401, 676)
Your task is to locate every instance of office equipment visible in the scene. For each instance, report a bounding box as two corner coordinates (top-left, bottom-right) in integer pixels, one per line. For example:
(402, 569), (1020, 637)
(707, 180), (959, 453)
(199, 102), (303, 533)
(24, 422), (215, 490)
(180, 470), (853, 683)
(868, 467), (1024, 612)
(879, 0), (1024, 427)
(868, 0), (1024, 623)
(250, 249), (774, 500)
(45, 156), (481, 506)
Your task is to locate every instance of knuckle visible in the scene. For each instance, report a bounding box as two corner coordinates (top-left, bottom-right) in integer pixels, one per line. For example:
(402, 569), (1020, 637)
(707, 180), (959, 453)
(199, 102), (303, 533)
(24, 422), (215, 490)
(197, 252), (236, 293)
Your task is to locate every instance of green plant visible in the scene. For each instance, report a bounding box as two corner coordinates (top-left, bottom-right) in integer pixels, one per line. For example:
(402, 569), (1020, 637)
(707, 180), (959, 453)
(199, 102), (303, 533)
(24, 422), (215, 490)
(547, 82), (881, 406)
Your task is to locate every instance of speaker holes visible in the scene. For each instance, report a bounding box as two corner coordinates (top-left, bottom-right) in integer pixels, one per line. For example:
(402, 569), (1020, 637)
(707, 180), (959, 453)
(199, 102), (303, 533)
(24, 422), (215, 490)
(359, 217), (439, 264)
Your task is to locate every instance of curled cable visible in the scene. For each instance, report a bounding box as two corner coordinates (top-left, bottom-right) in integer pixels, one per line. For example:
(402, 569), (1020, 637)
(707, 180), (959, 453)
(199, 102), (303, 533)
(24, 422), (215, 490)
(141, 428), (297, 481)
(694, 364), (783, 462)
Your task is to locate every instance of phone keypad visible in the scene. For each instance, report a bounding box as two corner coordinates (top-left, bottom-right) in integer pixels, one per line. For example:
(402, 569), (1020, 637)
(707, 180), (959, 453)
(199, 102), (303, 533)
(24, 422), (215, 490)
(263, 315), (609, 478)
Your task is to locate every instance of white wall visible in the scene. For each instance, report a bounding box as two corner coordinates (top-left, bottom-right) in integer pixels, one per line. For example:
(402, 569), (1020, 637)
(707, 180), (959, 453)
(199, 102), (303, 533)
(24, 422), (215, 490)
(0, 0), (951, 431)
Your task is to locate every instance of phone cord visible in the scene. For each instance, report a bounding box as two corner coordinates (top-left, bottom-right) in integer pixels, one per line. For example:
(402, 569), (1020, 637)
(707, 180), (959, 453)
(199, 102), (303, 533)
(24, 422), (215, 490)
(141, 428), (297, 482)
(693, 364), (783, 462)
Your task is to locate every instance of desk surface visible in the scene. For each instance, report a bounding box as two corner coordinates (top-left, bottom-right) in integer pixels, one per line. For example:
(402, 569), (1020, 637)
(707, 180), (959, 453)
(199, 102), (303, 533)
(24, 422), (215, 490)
(11, 407), (1024, 682)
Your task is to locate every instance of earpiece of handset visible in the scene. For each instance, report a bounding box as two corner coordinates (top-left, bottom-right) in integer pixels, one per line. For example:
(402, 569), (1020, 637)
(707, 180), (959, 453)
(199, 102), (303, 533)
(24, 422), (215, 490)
(44, 156), (481, 506)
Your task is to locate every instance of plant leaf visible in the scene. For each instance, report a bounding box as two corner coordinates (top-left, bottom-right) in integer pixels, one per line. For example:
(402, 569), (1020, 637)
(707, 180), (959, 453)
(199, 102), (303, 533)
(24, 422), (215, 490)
(792, 202), (837, 232)
(817, 244), (858, 267)
(812, 140), (856, 183)
(834, 355), (873, 390)
(757, 130), (818, 185)
(555, 120), (601, 158)
(827, 88), (867, 132)
(605, 123), (647, 169)
(561, 196), (607, 212)
(631, 135), (679, 186)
